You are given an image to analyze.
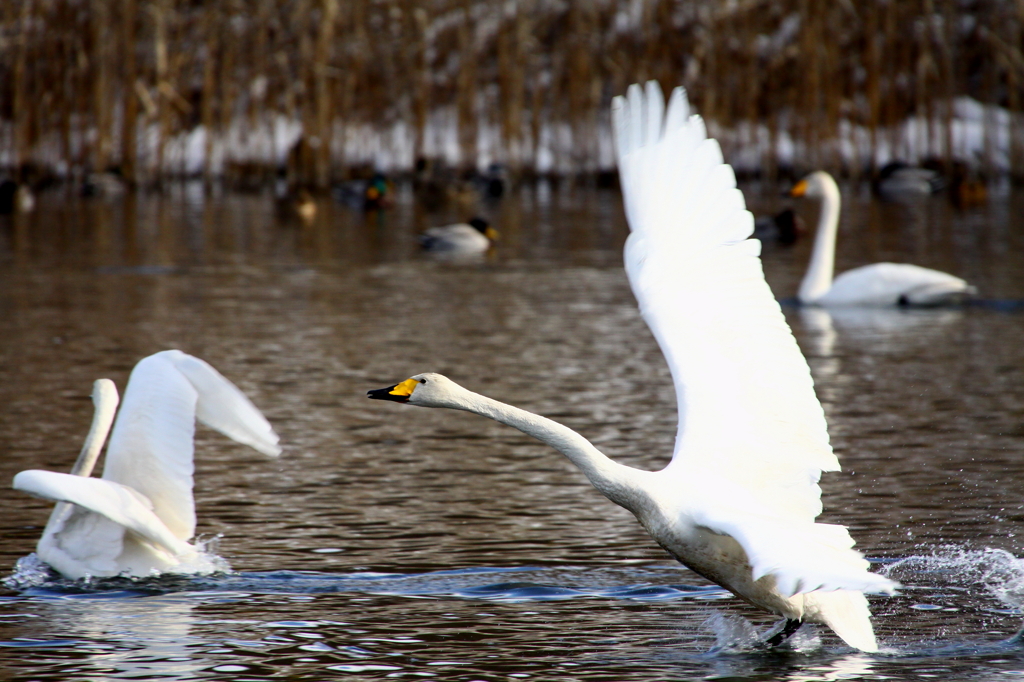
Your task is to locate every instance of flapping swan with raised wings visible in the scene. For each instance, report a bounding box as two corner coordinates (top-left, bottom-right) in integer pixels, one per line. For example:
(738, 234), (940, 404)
(368, 83), (896, 652)
(13, 350), (281, 580)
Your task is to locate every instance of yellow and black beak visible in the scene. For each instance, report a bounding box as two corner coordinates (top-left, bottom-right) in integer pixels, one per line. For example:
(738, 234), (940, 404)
(789, 179), (809, 198)
(367, 377), (418, 403)
(484, 226), (500, 242)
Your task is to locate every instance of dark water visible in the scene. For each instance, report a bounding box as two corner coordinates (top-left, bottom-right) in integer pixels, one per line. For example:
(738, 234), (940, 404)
(2, 182), (1024, 680)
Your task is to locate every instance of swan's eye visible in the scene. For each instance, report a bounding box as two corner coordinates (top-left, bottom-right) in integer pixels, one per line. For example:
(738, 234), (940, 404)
(419, 378), (427, 384)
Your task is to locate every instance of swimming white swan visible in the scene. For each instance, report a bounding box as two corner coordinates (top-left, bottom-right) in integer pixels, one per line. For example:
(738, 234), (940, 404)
(792, 171), (975, 306)
(368, 83), (896, 652)
(13, 350), (281, 580)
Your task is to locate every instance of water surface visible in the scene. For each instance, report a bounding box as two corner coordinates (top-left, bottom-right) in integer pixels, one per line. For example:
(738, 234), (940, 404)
(2, 183), (1024, 680)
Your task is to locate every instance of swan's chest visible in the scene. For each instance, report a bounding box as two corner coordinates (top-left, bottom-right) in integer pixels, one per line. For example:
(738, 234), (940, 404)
(641, 512), (746, 582)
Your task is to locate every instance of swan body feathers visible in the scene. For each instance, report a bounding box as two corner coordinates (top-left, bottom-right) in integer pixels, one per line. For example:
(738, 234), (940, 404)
(13, 350), (280, 579)
(369, 83), (896, 652)
(818, 262), (976, 307)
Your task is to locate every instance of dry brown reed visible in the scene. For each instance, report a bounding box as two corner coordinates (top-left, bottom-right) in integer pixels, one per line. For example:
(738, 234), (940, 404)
(1, 0), (1023, 185)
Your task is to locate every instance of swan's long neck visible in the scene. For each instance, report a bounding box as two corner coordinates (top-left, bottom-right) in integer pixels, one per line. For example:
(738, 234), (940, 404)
(447, 390), (645, 511)
(69, 379), (120, 477)
(798, 175), (842, 304)
(42, 379), (120, 544)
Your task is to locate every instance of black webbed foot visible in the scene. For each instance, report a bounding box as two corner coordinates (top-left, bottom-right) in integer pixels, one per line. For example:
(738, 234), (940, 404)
(761, 618), (803, 648)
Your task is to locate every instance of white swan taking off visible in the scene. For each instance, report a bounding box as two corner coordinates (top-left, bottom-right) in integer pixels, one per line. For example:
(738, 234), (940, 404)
(369, 83), (896, 652)
(13, 350), (281, 580)
(792, 171), (975, 306)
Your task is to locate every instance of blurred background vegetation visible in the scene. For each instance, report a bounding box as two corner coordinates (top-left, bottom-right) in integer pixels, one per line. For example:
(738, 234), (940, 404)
(2, 0), (1023, 187)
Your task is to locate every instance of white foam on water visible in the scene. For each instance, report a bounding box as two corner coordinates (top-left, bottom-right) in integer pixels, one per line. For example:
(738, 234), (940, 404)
(3, 553), (56, 589)
(168, 535), (233, 577)
(883, 546), (1024, 611)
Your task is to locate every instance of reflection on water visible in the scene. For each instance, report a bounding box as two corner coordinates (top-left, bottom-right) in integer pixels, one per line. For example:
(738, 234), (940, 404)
(796, 306), (967, 393)
(2, 184), (1024, 679)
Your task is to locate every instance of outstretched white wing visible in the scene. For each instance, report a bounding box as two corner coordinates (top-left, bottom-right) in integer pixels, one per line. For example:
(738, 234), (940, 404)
(101, 350), (281, 542)
(13, 470), (190, 557)
(614, 82), (836, 523)
(614, 82), (892, 596)
(168, 351), (282, 458)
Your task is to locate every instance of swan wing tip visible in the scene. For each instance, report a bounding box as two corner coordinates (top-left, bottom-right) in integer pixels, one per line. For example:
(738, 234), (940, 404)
(161, 350), (282, 458)
(13, 469), (58, 498)
(254, 437), (283, 458)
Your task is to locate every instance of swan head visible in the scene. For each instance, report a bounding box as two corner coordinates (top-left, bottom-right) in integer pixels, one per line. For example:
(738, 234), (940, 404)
(367, 373), (466, 409)
(790, 171), (838, 199)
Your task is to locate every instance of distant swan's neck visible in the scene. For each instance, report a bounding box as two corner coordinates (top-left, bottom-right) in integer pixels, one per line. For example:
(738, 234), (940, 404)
(450, 391), (644, 510)
(798, 177), (841, 304)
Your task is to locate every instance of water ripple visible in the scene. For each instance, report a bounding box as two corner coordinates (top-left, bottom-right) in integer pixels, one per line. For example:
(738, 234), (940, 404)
(9, 564), (731, 605)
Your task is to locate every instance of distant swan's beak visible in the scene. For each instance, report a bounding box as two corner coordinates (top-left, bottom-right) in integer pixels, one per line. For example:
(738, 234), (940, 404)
(367, 378), (418, 403)
(484, 226), (500, 241)
(789, 179), (808, 197)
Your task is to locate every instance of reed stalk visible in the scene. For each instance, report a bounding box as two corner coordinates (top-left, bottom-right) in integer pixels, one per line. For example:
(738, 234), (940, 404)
(456, 0), (477, 173)
(200, 1), (217, 185)
(314, 0), (339, 187)
(1012, 4), (1024, 183)
(11, 1), (31, 175)
(407, 3), (430, 163)
(91, 0), (111, 173)
(940, 0), (955, 170)
(120, 0), (138, 183)
(4, 0), (1024, 183)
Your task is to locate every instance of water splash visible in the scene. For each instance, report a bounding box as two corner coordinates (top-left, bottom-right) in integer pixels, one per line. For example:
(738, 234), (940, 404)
(169, 534), (232, 577)
(3, 554), (57, 590)
(883, 546), (1024, 612)
(703, 612), (822, 654)
(703, 613), (762, 653)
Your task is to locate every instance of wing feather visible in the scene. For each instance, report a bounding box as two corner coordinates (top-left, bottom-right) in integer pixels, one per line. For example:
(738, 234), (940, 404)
(643, 80), (665, 146)
(13, 470), (189, 557)
(693, 507), (895, 597)
(682, 475), (894, 597)
(101, 353), (199, 540)
(166, 351), (282, 458)
(663, 87), (689, 134)
(614, 84), (837, 524)
(101, 350), (280, 541)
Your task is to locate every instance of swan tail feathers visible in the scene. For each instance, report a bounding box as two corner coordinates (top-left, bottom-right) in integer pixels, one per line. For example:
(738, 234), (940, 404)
(802, 589), (880, 652)
(162, 350), (282, 457)
(903, 281), (977, 306)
